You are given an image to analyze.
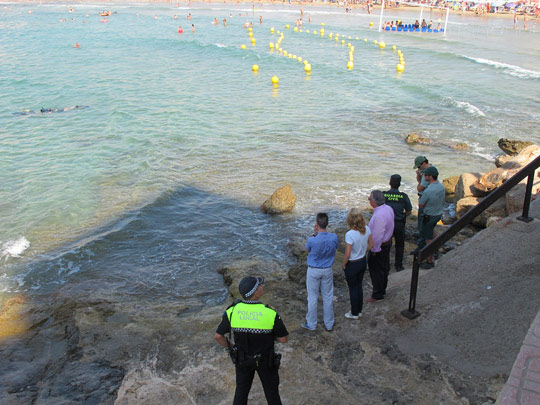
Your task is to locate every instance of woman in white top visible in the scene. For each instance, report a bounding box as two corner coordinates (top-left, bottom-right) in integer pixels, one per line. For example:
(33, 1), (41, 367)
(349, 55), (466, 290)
(342, 208), (373, 319)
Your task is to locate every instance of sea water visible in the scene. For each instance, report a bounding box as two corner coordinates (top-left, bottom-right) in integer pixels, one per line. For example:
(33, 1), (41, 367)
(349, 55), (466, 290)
(1, 2), (539, 304)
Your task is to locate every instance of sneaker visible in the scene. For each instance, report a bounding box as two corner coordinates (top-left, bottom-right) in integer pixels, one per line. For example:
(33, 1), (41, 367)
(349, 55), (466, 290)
(345, 311), (362, 319)
(301, 322), (315, 331)
(366, 297), (384, 303)
(325, 326), (333, 332)
(420, 261), (435, 269)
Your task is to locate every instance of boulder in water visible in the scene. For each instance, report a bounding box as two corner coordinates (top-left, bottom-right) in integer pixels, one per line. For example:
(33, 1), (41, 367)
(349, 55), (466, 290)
(497, 138), (533, 156)
(405, 132), (432, 146)
(261, 185), (296, 214)
(450, 142), (470, 152)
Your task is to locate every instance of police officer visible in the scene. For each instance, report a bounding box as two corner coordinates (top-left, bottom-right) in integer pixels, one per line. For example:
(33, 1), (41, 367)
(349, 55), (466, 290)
(214, 276), (289, 405)
(384, 174), (412, 271)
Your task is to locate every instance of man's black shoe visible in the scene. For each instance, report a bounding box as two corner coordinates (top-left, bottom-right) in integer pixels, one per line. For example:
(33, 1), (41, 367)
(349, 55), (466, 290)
(395, 265), (404, 272)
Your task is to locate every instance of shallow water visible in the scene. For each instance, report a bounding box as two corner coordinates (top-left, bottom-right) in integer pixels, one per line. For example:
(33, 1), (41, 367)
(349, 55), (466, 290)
(1, 2), (539, 302)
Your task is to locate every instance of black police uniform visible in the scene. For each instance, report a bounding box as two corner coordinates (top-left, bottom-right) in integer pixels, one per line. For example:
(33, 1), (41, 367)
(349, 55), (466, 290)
(216, 300), (288, 405)
(384, 188), (412, 270)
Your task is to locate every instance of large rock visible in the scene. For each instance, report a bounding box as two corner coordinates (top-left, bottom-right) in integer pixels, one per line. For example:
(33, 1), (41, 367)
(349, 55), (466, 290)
(498, 138), (534, 156)
(450, 142), (470, 152)
(453, 173), (482, 204)
(456, 196), (481, 218)
(472, 197), (507, 228)
(500, 144), (540, 170)
(261, 185), (296, 214)
(443, 176), (459, 203)
(473, 168), (514, 194)
(495, 154), (512, 168)
(405, 132), (432, 145)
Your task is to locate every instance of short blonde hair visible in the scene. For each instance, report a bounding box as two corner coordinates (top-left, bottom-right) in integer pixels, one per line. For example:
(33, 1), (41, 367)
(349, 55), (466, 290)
(346, 208), (366, 234)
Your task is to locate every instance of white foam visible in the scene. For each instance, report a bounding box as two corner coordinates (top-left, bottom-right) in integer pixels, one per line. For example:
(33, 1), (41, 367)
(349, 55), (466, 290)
(463, 56), (540, 79)
(1, 237), (30, 259)
(445, 97), (486, 117)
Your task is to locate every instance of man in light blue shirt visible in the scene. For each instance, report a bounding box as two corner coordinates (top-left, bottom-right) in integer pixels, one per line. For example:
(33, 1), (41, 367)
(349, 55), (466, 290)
(302, 213), (338, 332)
(418, 166), (445, 269)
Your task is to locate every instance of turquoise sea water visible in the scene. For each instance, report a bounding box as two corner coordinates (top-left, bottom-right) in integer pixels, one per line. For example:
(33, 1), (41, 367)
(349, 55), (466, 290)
(1, 2), (539, 302)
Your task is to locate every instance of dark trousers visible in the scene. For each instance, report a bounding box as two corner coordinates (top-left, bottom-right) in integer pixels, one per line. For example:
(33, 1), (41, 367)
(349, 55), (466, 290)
(392, 221), (405, 268)
(234, 360), (281, 405)
(368, 243), (391, 300)
(344, 257), (367, 316)
(417, 207), (425, 248)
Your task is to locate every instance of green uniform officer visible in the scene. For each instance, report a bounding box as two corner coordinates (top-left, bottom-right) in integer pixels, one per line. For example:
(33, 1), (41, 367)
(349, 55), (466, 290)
(215, 276), (289, 405)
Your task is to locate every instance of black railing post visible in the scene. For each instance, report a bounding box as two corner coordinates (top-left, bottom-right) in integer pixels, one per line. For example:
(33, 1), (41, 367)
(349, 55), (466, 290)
(401, 253), (421, 319)
(517, 171), (535, 223)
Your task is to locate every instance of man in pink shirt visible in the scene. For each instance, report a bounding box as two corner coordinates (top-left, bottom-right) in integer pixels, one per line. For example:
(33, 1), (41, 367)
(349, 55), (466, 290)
(366, 190), (395, 302)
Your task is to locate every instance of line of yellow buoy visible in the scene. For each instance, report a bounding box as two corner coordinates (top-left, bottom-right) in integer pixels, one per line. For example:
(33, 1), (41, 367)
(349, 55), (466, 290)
(241, 21), (406, 85)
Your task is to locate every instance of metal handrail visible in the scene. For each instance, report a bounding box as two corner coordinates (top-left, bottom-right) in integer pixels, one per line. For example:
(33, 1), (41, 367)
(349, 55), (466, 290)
(402, 153), (540, 319)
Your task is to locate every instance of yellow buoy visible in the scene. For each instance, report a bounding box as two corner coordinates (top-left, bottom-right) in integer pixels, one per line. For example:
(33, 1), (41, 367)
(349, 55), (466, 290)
(347, 61), (354, 70)
(379, 42), (386, 49)
(369, 22), (374, 27)
(294, 27), (298, 32)
(269, 42), (274, 49)
(392, 45), (396, 50)
(306, 29), (310, 33)
(396, 64), (404, 72)
(373, 40), (378, 45)
(303, 60), (309, 65)
(270, 27), (275, 33)
(278, 48), (282, 53)
(241, 44), (247, 49)
(248, 32), (253, 38)
(341, 40), (345, 45)
(348, 36), (352, 39)
(298, 56), (303, 62)
(251, 38), (256, 45)
(347, 42), (351, 48)
(321, 22), (325, 26)
(304, 63), (311, 73)
(288, 54), (292, 58)
(364, 38), (368, 42)
(271, 75), (279, 84)
(252, 64), (259, 72)
(248, 27), (252, 32)
(283, 50), (288, 56)
(313, 31), (317, 35)
(355, 37), (359, 40)
(285, 24), (290, 29)
(350, 46), (355, 52)
(292, 55), (297, 59)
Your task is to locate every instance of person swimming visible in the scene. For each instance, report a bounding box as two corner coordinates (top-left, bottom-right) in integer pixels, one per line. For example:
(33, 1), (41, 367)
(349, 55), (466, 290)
(14, 106), (89, 116)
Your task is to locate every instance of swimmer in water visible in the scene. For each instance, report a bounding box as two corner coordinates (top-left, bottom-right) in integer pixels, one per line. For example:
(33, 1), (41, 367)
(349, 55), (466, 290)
(191, 24), (195, 32)
(14, 105), (89, 115)
(73, 42), (80, 48)
(187, 13), (192, 20)
(178, 25), (183, 33)
(173, 14), (178, 19)
(212, 18), (219, 24)
(223, 18), (227, 26)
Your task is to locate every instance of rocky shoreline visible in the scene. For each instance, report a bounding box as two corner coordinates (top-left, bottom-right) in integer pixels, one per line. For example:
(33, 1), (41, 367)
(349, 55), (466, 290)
(1, 140), (538, 404)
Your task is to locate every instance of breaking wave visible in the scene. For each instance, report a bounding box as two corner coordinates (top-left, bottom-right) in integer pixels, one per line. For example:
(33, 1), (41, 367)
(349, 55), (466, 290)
(462, 56), (540, 79)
